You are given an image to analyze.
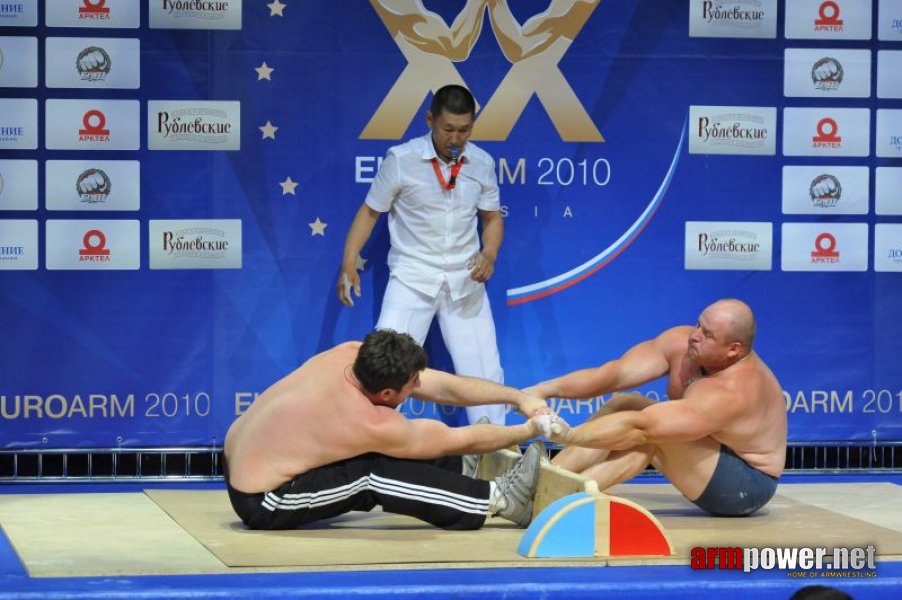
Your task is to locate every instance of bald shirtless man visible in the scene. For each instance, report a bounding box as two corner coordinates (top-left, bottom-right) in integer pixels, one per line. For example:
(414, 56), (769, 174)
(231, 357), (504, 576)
(526, 299), (786, 516)
(224, 329), (550, 531)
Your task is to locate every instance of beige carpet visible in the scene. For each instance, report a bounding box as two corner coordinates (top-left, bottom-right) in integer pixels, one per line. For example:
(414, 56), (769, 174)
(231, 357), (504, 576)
(147, 489), (526, 568)
(147, 483), (902, 568)
(2, 483), (901, 577)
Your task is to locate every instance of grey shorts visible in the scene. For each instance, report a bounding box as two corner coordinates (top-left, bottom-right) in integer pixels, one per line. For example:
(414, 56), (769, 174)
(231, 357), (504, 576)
(690, 445), (778, 517)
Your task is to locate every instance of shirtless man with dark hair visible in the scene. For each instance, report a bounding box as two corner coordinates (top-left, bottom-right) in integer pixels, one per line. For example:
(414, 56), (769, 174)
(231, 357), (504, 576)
(225, 329), (552, 530)
(528, 299), (786, 516)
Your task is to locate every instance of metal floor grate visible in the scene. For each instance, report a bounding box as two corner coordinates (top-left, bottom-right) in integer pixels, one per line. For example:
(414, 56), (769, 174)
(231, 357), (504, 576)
(0, 442), (899, 482)
(783, 441), (901, 472)
(0, 447), (222, 482)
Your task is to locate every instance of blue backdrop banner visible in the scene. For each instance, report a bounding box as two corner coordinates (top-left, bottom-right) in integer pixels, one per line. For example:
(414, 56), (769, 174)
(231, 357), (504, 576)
(0, 0), (900, 448)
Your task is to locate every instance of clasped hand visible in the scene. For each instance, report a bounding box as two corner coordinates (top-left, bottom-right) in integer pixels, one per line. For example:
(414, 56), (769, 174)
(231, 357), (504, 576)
(530, 413), (571, 441)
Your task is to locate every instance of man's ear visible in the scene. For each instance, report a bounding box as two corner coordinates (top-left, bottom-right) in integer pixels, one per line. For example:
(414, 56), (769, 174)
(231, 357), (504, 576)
(375, 388), (394, 405)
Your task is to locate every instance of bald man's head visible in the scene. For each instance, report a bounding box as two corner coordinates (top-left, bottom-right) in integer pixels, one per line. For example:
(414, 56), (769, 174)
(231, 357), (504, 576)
(705, 299), (756, 350)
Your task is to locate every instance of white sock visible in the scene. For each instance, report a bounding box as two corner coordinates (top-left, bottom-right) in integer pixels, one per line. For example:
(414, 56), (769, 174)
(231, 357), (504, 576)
(487, 481), (507, 514)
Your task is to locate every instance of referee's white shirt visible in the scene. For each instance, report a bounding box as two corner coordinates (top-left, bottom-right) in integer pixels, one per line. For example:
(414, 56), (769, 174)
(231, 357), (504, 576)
(365, 133), (501, 301)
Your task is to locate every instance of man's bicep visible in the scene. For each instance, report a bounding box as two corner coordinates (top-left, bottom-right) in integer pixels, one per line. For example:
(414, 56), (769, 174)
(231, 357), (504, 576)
(376, 417), (461, 460)
(611, 339), (671, 388)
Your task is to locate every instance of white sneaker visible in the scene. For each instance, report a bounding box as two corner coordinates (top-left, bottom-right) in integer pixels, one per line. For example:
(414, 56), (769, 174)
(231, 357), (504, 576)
(462, 416), (491, 478)
(493, 441), (544, 528)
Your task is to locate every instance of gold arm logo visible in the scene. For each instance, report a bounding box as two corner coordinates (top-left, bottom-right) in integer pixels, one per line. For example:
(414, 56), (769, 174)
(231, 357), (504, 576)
(361, 0), (603, 142)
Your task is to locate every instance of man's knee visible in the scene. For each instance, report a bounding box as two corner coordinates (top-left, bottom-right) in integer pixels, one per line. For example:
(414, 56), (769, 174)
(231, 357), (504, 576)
(591, 393), (655, 420)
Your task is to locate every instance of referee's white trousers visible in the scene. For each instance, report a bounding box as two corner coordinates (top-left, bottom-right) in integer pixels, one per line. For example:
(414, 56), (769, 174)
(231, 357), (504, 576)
(376, 276), (507, 425)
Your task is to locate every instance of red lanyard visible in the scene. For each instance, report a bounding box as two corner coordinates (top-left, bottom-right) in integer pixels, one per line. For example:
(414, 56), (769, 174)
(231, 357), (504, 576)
(431, 156), (463, 191)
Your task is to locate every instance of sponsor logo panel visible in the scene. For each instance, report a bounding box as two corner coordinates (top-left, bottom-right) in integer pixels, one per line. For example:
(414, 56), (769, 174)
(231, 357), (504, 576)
(0, 1), (37, 26)
(876, 109), (902, 158)
(785, 0), (872, 40)
(875, 167), (902, 215)
(688, 105), (776, 155)
(0, 159), (38, 210)
(149, 219), (242, 269)
(782, 107), (870, 157)
(148, 100), (241, 150)
(878, 0), (902, 41)
(45, 37), (140, 89)
(0, 219), (37, 270)
(45, 160), (140, 211)
(783, 48), (870, 98)
(877, 51), (902, 99)
(45, 219), (140, 270)
(46, 0), (140, 28)
(688, 0), (778, 38)
(149, 0), (242, 30)
(684, 221), (773, 270)
(781, 166), (868, 214)
(0, 36), (37, 87)
(781, 222), (868, 271)
(875, 224), (902, 272)
(45, 99), (140, 150)
(0, 98), (37, 149)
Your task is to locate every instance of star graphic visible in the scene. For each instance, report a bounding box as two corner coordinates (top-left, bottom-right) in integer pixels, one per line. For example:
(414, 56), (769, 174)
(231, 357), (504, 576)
(255, 62), (274, 81)
(309, 218), (327, 236)
(355, 256), (368, 271)
(279, 176), (298, 195)
(267, 0), (285, 17)
(259, 120), (278, 140)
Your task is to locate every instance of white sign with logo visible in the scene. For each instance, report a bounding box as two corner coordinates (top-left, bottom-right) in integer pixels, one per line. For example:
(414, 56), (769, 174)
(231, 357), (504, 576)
(149, 219), (242, 269)
(148, 100), (241, 151)
(46, 160), (140, 211)
(0, 36), (37, 87)
(45, 99), (140, 150)
(0, 98), (37, 149)
(876, 109), (902, 158)
(782, 107), (870, 157)
(878, 0), (902, 41)
(783, 48), (870, 98)
(878, 51), (902, 99)
(876, 167), (902, 215)
(689, 0), (778, 38)
(45, 219), (140, 270)
(874, 224), (902, 272)
(0, 159), (38, 210)
(46, 0), (140, 28)
(782, 166), (869, 214)
(0, 219), (37, 270)
(46, 37), (140, 89)
(781, 222), (868, 271)
(685, 221), (773, 270)
(688, 105), (776, 155)
(0, 1), (38, 26)
(785, 0), (872, 40)
(149, 0), (242, 30)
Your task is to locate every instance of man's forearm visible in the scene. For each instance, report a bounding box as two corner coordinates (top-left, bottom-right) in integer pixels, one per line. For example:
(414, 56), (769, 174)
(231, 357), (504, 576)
(417, 370), (543, 414)
(461, 423), (535, 454)
(533, 365), (617, 399)
(557, 411), (648, 450)
(341, 205), (379, 269)
(479, 211), (503, 261)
